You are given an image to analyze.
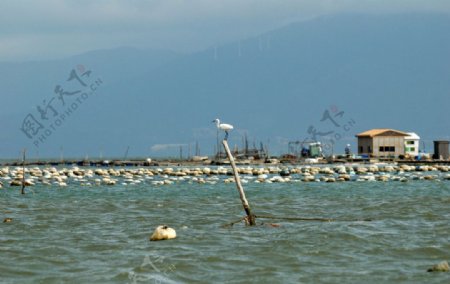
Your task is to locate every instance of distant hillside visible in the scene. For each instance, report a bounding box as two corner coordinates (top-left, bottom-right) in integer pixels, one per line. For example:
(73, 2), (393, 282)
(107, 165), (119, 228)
(1, 13), (450, 158)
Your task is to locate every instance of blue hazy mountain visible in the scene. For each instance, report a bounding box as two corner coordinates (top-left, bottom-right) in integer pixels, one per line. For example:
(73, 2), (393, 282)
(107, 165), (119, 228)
(1, 13), (450, 159)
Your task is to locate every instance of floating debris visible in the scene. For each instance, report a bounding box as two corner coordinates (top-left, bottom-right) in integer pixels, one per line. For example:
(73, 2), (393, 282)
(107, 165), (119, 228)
(427, 261), (449, 272)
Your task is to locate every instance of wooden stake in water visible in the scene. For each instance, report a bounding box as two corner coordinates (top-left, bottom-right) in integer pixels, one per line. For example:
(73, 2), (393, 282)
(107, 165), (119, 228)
(222, 139), (256, 226)
(21, 149), (26, 195)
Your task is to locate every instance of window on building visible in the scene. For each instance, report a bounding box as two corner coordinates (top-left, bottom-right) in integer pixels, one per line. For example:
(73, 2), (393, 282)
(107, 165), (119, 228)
(406, 141), (415, 145)
(389, 146), (395, 152)
(410, 147), (415, 152)
(359, 146), (363, 153)
(368, 146), (372, 153)
(379, 146), (384, 152)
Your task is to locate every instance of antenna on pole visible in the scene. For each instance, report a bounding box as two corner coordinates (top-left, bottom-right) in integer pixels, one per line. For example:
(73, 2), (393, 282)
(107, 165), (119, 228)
(188, 143), (191, 160)
(124, 146), (130, 160)
(195, 141), (200, 156)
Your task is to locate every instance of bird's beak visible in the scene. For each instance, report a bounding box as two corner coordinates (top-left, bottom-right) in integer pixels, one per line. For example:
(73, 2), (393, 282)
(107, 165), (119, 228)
(211, 120), (215, 123)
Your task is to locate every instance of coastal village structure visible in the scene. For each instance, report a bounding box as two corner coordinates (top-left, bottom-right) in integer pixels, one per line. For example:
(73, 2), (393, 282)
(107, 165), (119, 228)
(356, 129), (419, 158)
(434, 140), (450, 160)
(404, 132), (420, 157)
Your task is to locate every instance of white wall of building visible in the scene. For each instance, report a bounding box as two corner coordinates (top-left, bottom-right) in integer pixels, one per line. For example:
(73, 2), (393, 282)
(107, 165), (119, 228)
(405, 132), (420, 156)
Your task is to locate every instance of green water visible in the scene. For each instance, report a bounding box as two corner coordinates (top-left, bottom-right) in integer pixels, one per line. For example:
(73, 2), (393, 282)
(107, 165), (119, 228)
(1, 179), (449, 283)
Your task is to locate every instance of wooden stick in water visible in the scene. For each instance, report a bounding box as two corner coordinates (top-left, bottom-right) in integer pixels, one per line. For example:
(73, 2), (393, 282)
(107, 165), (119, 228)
(222, 139), (256, 226)
(21, 149), (26, 195)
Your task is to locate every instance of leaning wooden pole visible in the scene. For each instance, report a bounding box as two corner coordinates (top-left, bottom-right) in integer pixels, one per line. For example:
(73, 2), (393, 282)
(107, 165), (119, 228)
(222, 139), (256, 226)
(21, 149), (26, 195)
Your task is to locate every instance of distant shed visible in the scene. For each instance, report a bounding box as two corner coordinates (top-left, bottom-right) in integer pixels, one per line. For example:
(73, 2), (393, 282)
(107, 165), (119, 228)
(433, 141), (449, 160)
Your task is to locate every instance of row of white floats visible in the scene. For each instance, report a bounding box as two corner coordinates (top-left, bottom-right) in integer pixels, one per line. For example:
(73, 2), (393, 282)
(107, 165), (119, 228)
(1, 164), (450, 188)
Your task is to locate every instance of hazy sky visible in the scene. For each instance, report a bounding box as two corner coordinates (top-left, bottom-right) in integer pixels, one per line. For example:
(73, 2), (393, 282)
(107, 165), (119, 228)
(1, 0), (450, 61)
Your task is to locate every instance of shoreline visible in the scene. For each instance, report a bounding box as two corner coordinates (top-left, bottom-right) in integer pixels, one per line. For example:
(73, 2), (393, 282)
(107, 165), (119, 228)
(1, 157), (450, 167)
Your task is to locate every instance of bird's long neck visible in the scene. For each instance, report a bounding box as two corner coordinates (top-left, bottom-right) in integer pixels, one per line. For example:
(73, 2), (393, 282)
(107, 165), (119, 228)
(215, 120), (220, 127)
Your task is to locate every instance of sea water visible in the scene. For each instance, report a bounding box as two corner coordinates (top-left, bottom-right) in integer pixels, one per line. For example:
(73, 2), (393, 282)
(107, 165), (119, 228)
(1, 175), (449, 283)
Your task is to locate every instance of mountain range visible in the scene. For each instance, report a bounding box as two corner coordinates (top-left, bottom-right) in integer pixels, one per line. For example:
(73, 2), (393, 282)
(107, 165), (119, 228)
(1, 13), (450, 159)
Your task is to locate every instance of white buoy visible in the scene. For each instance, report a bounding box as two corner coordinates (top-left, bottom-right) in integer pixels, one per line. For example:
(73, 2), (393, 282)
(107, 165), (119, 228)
(149, 225), (177, 241)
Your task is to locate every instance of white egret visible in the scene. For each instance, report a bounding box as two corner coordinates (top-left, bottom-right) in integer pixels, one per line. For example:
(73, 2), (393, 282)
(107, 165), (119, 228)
(212, 118), (233, 140)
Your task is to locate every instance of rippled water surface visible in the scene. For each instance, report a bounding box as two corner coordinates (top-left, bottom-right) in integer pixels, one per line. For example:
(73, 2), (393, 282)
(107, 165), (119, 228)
(1, 177), (450, 283)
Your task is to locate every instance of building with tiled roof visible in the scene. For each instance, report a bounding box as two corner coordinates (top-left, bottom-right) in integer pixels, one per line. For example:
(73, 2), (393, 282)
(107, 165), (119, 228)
(355, 129), (413, 157)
